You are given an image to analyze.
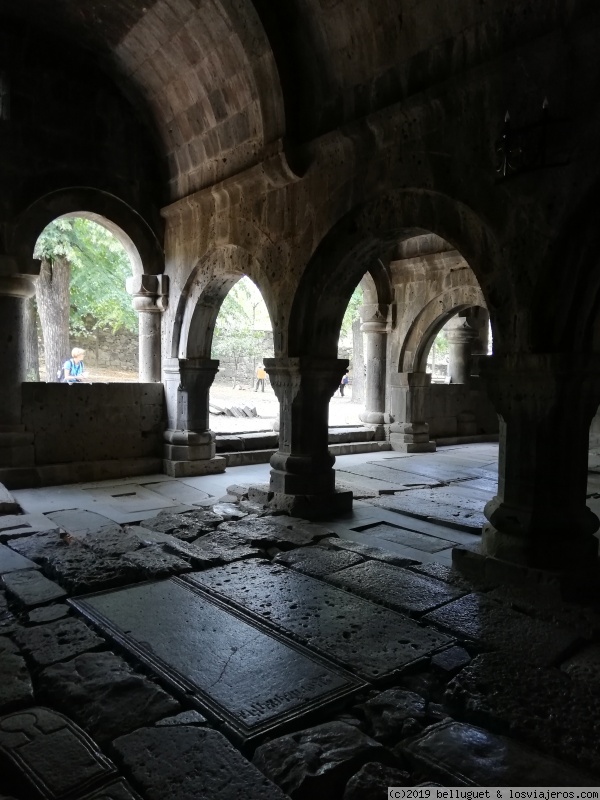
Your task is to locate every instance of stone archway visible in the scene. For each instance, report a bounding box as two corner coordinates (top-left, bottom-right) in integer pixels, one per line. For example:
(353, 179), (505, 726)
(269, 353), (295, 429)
(400, 286), (487, 375)
(288, 189), (505, 359)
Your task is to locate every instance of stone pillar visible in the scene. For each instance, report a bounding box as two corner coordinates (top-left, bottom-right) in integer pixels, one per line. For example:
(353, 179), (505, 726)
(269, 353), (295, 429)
(126, 274), (169, 383)
(251, 357), (353, 518)
(0, 261), (36, 477)
(480, 354), (600, 574)
(359, 306), (390, 440)
(389, 372), (436, 453)
(446, 317), (478, 384)
(162, 357), (226, 477)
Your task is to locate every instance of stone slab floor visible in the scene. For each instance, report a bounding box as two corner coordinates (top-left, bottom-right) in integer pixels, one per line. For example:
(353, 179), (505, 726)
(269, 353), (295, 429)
(2, 443), (600, 798)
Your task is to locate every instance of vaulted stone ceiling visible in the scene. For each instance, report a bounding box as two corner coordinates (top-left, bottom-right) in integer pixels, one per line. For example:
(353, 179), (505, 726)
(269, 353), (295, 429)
(0, 0), (579, 203)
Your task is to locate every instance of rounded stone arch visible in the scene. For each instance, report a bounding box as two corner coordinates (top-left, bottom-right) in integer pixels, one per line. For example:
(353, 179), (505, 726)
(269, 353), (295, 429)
(399, 287), (487, 374)
(288, 189), (507, 358)
(171, 244), (277, 360)
(11, 188), (164, 278)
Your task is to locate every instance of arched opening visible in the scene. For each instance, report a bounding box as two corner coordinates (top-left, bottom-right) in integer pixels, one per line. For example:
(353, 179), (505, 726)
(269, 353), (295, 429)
(424, 307), (493, 384)
(31, 214), (139, 383)
(208, 276), (279, 435)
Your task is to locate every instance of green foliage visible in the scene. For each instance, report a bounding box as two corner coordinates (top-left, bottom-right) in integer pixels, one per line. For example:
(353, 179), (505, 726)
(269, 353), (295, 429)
(339, 285), (364, 345)
(432, 328), (449, 359)
(34, 217), (137, 333)
(211, 277), (273, 373)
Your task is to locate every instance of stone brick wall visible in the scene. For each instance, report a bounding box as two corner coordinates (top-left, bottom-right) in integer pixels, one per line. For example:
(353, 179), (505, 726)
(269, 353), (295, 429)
(70, 329), (139, 372)
(22, 384), (164, 465)
(427, 382), (498, 440)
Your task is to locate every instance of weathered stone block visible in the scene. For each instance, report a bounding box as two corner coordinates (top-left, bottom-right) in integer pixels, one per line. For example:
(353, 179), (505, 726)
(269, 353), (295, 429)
(401, 720), (599, 786)
(113, 726), (289, 800)
(253, 721), (387, 799)
(0, 636), (33, 713)
(14, 617), (105, 668)
(356, 689), (427, 741)
(2, 568), (67, 607)
(39, 651), (180, 745)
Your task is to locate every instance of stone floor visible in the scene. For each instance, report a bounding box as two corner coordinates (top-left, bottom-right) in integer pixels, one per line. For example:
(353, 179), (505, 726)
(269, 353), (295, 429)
(2, 443), (600, 798)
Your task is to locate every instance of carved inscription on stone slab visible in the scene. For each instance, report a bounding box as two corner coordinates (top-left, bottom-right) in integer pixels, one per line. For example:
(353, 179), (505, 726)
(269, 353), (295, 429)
(71, 578), (364, 742)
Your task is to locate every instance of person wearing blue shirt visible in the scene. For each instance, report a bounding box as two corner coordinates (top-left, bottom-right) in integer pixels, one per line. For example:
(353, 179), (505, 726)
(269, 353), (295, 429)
(62, 348), (89, 384)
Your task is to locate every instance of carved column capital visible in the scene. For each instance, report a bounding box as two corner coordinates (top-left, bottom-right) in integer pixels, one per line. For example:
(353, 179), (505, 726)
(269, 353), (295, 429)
(127, 273), (169, 312)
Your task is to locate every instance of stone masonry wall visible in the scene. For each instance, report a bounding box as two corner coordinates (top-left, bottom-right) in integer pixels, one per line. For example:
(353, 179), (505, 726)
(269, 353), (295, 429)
(427, 382), (499, 440)
(22, 384), (164, 465)
(70, 329), (139, 372)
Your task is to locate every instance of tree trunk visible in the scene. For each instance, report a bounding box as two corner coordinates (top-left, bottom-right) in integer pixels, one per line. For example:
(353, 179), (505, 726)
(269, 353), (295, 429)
(36, 256), (71, 381)
(352, 318), (365, 403)
(24, 296), (40, 381)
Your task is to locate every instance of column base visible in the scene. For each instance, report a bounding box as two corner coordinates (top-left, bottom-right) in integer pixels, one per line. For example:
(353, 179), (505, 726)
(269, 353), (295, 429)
(389, 422), (436, 453)
(248, 485), (353, 520)
(452, 542), (600, 602)
(163, 456), (226, 478)
(360, 423), (390, 441)
(163, 429), (226, 477)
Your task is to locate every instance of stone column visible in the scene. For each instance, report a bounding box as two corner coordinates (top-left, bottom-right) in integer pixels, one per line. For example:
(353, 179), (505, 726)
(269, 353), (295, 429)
(480, 354), (600, 575)
(446, 317), (478, 384)
(359, 306), (390, 440)
(0, 260), (36, 476)
(389, 372), (436, 452)
(162, 356), (226, 477)
(126, 274), (169, 383)
(251, 357), (353, 518)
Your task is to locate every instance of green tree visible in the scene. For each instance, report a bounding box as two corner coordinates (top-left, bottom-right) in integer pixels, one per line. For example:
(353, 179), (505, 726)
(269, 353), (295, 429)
(34, 217), (136, 380)
(339, 285), (363, 346)
(211, 278), (273, 386)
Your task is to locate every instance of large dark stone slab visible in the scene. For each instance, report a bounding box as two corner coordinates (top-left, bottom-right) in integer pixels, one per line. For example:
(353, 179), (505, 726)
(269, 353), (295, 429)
(423, 593), (579, 666)
(137, 510), (223, 541)
(445, 652), (600, 774)
(274, 546), (363, 577)
(14, 617), (105, 668)
(39, 651), (180, 745)
(2, 569), (67, 607)
(0, 637), (33, 713)
(0, 706), (117, 799)
(186, 561), (453, 680)
(71, 577), (364, 742)
(401, 719), (599, 786)
(321, 537), (419, 567)
(350, 522), (452, 553)
(113, 726), (289, 800)
(253, 720), (387, 800)
(329, 561), (464, 616)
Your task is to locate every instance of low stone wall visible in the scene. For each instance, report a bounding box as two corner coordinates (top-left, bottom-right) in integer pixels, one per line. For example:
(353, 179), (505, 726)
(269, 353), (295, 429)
(22, 383), (164, 470)
(427, 380), (498, 440)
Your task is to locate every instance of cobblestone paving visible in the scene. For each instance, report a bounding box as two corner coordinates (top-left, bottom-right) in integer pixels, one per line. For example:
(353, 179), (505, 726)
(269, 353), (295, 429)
(2, 473), (600, 798)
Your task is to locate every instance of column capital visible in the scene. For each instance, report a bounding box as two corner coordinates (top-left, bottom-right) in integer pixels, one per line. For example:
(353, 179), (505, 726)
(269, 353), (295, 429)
(360, 304), (389, 334)
(264, 357), (348, 405)
(127, 273), (169, 312)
